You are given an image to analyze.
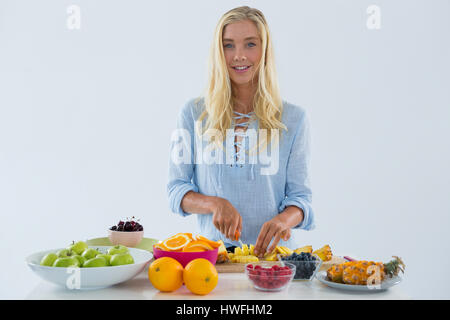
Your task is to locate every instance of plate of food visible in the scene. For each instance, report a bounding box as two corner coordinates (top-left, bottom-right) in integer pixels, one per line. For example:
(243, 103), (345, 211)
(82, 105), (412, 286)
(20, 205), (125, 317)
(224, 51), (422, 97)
(316, 256), (405, 291)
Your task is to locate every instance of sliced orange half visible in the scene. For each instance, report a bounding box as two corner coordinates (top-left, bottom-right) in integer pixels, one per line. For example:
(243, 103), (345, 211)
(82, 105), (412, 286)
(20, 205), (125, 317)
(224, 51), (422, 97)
(195, 235), (221, 249)
(162, 234), (192, 251)
(182, 240), (214, 252)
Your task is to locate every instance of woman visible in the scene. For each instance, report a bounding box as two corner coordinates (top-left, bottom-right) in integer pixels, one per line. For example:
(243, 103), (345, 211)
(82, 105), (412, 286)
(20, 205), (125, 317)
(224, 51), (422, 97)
(167, 6), (314, 257)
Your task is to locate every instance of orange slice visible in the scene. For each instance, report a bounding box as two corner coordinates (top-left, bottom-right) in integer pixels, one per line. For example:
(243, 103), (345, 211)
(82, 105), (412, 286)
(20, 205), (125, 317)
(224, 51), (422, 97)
(163, 234), (192, 251)
(171, 232), (194, 241)
(182, 240), (214, 252)
(195, 235), (221, 249)
(154, 242), (170, 251)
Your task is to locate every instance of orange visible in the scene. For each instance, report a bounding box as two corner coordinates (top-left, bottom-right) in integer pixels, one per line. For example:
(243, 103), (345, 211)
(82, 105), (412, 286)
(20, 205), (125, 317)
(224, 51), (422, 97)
(194, 235), (222, 249)
(163, 234), (192, 251)
(148, 257), (184, 292)
(183, 258), (218, 295)
(182, 240), (214, 252)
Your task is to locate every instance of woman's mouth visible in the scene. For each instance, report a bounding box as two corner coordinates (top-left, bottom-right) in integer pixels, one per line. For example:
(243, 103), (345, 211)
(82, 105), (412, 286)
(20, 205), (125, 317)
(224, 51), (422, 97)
(232, 65), (251, 73)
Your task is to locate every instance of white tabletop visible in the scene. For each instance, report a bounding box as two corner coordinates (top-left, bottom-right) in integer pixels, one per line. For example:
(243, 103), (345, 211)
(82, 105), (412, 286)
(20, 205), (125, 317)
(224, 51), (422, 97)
(25, 267), (410, 300)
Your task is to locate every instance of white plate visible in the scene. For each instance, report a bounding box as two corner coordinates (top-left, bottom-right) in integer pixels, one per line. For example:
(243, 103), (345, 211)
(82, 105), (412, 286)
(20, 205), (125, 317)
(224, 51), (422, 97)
(26, 246), (153, 290)
(315, 271), (402, 291)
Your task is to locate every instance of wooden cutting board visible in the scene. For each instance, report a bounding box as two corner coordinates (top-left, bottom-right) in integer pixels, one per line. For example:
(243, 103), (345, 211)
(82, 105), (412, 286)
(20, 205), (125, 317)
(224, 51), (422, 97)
(215, 255), (348, 273)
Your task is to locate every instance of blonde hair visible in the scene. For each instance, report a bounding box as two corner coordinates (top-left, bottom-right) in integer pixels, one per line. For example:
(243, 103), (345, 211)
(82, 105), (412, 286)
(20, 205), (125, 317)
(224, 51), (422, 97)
(197, 6), (286, 152)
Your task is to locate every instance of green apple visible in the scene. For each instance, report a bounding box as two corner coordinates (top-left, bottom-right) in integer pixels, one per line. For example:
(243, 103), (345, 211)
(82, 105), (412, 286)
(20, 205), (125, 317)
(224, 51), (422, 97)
(68, 241), (88, 255)
(57, 248), (78, 258)
(96, 254), (111, 266)
(107, 245), (128, 256)
(53, 257), (79, 268)
(72, 255), (86, 267)
(56, 249), (70, 257)
(40, 253), (58, 266)
(110, 253), (134, 266)
(83, 256), (107, 268)
(81, 248), (100, 260)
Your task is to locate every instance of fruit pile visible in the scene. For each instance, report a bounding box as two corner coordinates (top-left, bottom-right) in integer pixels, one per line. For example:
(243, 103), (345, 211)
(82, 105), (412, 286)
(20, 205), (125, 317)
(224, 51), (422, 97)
(154, 233), (222, 252)
(40, 241), (134, 268)
(110, 217), (143, 232)
(246, 264), (294, 291)
(148, 257), (218, 295)
(281, 252), (320, 280)
(225, 243), (333, 263)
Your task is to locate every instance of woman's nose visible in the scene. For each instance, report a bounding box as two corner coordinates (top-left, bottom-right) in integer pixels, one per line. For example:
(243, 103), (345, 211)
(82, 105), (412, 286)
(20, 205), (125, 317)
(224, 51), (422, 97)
(233, 48), (247, 62)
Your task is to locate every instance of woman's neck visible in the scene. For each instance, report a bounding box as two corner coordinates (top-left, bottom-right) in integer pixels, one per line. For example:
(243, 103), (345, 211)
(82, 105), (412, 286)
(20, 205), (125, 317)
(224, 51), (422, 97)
(232, 82), (257, 114)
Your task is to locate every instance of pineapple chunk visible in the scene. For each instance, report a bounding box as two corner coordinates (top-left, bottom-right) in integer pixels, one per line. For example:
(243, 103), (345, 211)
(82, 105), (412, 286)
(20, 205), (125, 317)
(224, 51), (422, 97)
(276, 246), (293, 255)
(242, 244), (249, 256)
(249, 244), (255, 256)
(294, 245), (313, 254)
(231, 255), (259, 263)
(234, 247), (243, 256)
(264, 252), (279, 261)
(313, 245), (332, 261)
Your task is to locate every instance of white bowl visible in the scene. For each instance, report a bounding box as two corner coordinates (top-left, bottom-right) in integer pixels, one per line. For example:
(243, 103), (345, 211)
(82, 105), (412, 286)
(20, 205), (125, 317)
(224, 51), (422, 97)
(26, 246), (153, 290)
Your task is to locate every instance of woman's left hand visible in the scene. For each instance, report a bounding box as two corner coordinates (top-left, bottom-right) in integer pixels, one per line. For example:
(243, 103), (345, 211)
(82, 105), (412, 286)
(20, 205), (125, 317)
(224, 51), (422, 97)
(253, 215), (291, 257)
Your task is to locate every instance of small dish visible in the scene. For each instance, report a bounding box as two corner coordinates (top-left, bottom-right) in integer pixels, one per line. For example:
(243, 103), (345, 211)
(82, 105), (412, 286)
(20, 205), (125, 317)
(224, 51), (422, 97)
(280, 253), (322, 281)
(245, 261), (295, 292)
(108, 229), (144, 247)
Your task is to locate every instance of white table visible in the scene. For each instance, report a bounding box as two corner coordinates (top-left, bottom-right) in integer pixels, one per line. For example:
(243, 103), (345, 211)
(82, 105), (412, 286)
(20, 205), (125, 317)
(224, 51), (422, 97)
(25, 268), (410, 300)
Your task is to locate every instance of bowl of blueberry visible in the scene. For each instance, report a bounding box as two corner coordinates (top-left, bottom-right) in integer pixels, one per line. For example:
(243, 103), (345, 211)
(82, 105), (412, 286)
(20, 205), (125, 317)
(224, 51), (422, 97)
(280, 252), (322, 281)
(108, 217), (144, 247)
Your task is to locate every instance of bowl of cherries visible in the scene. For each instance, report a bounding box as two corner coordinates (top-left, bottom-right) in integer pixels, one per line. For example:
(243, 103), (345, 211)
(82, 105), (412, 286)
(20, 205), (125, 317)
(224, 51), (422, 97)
(245, 261), (295, 292)
(108, 217), (144, 247)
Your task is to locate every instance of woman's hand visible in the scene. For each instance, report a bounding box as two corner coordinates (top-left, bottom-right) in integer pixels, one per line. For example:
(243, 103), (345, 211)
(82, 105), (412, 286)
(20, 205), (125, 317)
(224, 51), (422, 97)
(253, 215), (291, 257)
(211, 197), (242, 241)
(253, 206), (303, 257)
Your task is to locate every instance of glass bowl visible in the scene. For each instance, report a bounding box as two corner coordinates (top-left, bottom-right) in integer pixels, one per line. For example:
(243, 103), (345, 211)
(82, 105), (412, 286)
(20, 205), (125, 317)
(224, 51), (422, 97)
(245, 261), (295, 292)
(280, 253), (322, 281)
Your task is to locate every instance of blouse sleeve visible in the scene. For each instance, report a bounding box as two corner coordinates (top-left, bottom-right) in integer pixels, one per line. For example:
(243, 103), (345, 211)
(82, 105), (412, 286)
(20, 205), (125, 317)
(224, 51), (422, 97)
(278, 111), (315, 230)
(166, 100), (199, 217)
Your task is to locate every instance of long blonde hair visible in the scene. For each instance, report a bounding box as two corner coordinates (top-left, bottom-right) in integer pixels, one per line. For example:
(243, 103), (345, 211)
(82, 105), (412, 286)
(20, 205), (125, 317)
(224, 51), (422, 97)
(197, 6), (286, 152)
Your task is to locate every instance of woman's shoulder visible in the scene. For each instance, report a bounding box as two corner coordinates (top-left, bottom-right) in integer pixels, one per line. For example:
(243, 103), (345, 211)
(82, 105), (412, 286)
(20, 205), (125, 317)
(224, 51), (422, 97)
(180, 97), (206, 121)
(281, 100), (308, 128)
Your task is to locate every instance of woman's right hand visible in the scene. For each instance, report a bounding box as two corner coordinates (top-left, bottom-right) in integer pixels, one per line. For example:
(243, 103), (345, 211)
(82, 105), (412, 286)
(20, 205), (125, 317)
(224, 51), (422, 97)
(210, 197), (242, 241)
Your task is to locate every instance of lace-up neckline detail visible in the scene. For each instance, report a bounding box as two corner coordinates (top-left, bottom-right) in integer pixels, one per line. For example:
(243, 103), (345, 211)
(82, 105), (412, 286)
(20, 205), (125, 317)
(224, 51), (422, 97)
(232, 110), (255, 164)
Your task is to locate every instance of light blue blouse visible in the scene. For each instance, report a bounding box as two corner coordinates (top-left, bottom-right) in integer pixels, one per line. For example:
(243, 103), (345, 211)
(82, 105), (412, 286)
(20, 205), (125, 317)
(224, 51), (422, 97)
(167, 98), (315, 248)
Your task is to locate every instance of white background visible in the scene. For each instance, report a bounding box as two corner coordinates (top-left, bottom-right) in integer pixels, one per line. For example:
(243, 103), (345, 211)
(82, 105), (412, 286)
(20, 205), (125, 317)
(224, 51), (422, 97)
(1, 0), (449, 299)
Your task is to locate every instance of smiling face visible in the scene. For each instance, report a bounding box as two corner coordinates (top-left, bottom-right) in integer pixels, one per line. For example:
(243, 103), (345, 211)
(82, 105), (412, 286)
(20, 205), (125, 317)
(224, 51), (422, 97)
(222, 19), (263, 88)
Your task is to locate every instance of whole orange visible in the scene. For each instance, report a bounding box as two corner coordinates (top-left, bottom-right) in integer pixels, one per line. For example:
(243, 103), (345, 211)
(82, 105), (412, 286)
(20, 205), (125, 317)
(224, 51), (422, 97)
(148, 257), (184, 292)
(183, 258), (218, 295)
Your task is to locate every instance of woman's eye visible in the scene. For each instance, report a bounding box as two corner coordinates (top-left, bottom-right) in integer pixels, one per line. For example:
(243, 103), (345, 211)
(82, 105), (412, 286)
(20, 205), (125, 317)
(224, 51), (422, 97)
(224, 43), (233, 49)
(247, 42), (256, 47)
